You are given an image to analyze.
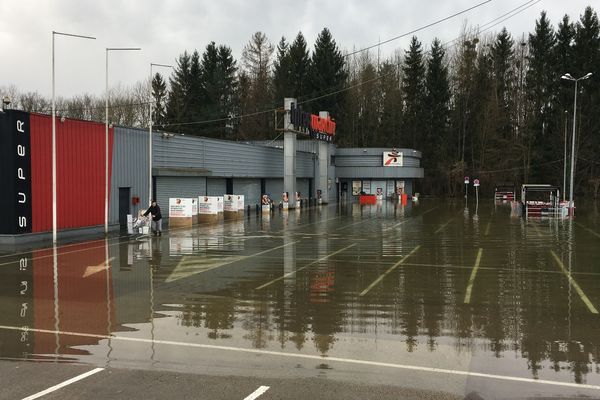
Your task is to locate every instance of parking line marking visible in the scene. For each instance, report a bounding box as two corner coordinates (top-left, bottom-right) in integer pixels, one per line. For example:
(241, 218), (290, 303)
(550, 250), (599, 314)
(359, 245), (421, 296)
(484, 222), (491, 236)
(1, 325), (598, 391)
(21, 368), (104, 400)
(243, 386), (270, 400)
(167, 241), (301, 282)
(255, 243), (357, 290)
(434, 219), (453, 234)
(576, 222), (600, 240)
(464, 248), (484, 304)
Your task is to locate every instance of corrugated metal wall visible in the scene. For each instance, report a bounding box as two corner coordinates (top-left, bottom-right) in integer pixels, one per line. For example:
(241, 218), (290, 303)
(297, 179), (310, 199)
(155, 177), (206, 216)
(154, 134), (315, 178)
(29, 113), (113, 232)
(111, 127), (149, 223)
(233, 178), (261, 206)
(206, 178), (226, 196)
(265, 179), (283, 198)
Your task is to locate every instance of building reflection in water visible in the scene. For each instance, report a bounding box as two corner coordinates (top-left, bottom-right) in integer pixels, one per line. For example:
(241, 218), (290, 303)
(1, 201), (599, 384)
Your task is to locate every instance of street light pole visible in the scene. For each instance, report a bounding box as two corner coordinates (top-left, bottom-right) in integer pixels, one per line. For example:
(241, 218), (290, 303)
(561, 72), (593, 216)
(105, 47), (141, 235)
(51, 31), (96, 244)
(563, 110), (568, 202)
(148, 63), (173, 207)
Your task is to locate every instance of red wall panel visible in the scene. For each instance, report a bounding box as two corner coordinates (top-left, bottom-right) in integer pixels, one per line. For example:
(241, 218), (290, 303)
(30, 114), (114, 232)
(34, 242), (115, 355)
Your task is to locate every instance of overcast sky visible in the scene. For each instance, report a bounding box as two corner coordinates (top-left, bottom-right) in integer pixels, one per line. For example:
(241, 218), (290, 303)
(0, 0), (595, 98)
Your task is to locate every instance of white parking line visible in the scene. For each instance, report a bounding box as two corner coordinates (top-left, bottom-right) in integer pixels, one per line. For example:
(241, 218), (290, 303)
(1, 324), (598, 391)
(255, 243), (357, 290)
(550, 250), (599, 314)
(464, 248), (483, 304)
(243, 386), (270, 400)
(21, 368), (104, 400)
(359, 245), (421, 296)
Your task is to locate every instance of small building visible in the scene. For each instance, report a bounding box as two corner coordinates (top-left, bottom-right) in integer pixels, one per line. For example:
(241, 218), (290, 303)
(0, 109), (424, 244)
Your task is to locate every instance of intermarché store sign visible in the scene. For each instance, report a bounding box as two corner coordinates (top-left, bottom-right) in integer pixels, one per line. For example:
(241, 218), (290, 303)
(290, 106), (336, 142)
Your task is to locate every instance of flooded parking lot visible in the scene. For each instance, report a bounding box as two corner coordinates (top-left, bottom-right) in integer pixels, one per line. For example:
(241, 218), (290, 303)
(2, 199), (600, 399)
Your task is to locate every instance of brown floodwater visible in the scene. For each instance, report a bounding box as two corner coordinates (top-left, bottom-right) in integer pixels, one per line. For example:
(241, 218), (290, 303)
(2, 199), (600, 398)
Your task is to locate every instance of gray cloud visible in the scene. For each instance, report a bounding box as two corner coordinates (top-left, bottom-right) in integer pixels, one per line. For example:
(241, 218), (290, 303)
(0, 0), (594, 97)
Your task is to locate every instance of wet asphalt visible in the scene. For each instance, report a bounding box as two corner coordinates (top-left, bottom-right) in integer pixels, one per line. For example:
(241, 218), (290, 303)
(2, 199), (600, 399)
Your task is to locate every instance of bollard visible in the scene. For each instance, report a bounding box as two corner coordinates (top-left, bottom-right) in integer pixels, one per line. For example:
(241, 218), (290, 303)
(247, 204), (251, 219)
(255, 204), (260, 214)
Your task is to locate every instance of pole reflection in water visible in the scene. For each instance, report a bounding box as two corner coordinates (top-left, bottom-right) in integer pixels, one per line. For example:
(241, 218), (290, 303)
(3, 200), (600, 394)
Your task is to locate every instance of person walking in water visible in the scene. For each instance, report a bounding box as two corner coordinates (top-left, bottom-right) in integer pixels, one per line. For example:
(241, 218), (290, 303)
(143, 200), (163, 236)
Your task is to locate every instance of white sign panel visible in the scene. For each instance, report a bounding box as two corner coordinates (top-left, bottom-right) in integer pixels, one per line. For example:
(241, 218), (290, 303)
(191, 198), (198, 215)
(217, 196), (223, 212)
(236, 195), (245, 211)
(224, 195), (237, 212)
(383, 151), (403, 167)
(169, 198), (194, 218)
(198, 196), (219, 214)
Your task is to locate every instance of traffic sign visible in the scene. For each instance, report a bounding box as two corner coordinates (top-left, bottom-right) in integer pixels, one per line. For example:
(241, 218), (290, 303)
(464, 176), (469, 184)
(474, 179), (480, 187)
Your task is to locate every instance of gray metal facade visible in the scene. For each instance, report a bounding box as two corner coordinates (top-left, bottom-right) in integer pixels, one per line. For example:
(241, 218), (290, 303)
(155, 176), (206, 215)
(110, 127), (149, 224)
(265, 179), (283, 198)
(334, 148), (424, 179)
(153, 133), (314, 178)
(233, 178), (262, 206)
(206, 178), (226, 196)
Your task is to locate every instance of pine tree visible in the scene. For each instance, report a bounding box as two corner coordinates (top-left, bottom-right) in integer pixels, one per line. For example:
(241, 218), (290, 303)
(166, 51), (192, 133)
(272, 37), (291, 104)
(491, 28), (515, 139)
(288, 32), (311, 99)
(378, 59), (402, 147)
(401, 36), (426, 150)
(151, 72), (168, 127)
(307, 28), (347, 116)
(526, 12), (557, 182)
(424, 39), (450, 168)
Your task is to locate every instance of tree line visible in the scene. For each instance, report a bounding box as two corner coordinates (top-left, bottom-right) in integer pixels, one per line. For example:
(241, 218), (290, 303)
(2, 6), (599, 196)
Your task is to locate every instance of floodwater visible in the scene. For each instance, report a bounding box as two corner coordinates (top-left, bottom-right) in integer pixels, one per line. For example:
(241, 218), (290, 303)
(2, 199), (600, 399)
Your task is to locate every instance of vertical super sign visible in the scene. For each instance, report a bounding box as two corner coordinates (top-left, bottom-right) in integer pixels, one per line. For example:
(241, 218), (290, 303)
(14, 113), (32, 234)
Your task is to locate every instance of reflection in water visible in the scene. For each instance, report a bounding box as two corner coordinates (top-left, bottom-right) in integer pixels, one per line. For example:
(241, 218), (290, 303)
(1, 200), (600, 389)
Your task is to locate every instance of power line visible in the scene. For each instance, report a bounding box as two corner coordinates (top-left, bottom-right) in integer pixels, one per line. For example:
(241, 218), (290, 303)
(343, 0), (493, 58)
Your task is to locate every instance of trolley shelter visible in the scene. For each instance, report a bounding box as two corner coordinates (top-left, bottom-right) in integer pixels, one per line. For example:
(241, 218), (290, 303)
(520, 184), (560, 217)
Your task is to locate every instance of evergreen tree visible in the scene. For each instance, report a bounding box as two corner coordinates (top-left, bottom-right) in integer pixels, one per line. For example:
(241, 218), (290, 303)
(288, 32), (311, 99)
(272, 37), (291, 105)
(199, 42), (238, 138)
(307, 28), (347, 116)
(424, 38), (450, 174)
(401, 36), (426, 150)
(491, 28), (515, 139)
(526, 12), (557, 182)
(166, 51), (192, 133)
(378, 59), (403, 147)
(151, 72), (168, 127)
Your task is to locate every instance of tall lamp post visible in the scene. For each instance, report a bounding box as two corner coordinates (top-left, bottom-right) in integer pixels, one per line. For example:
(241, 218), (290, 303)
(561, 72), (592, 216)
(563, 110), (568, 202)
(52, 31), (96, 244)
(105, 47), (141, 235)
(148, 63), (173, 206)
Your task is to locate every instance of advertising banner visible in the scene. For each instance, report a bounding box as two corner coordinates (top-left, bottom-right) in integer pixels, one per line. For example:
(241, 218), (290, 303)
(169, 198), (194, 218)
(236, 195), (245, 211)
(217, 196), (223, 213)
(352, 181), (361, 196)
(224, 195), (237, 212)
(198, 196), (219, 214)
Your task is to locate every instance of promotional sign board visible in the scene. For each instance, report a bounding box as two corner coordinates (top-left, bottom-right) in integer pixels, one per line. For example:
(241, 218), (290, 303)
(169, 198), (195, 227)
(224, 195), (237, 212)
(362, 181), (371, 195)
(290, 105), (336, 142)
(236, 195), (245, 212)
(198, 196), (219, 214)
(217, 196), (223, 213)
(383, 150), (403, 166)
(352, 181), (361, 196)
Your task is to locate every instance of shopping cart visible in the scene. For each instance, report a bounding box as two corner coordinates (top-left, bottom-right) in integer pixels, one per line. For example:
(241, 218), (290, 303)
(132, 214), (151, 236)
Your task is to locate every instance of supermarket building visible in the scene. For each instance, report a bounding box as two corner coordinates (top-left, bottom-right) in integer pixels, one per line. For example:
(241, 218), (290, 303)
(0, 108), (423, 243)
